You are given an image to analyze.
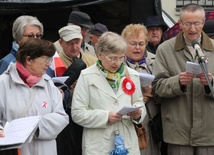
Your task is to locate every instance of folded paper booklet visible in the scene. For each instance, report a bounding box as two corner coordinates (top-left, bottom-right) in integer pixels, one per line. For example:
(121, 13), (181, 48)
(51, 76), (69, 84)
(186, 61), (203, 75)
(117, 105), (144, 115)
(0, 115), (41, 150)
(186, 61), (208, 75)
(138, 73), (155, 87)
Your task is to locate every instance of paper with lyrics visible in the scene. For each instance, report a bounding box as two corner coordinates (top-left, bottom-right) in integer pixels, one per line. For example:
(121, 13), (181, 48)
(0, 115), (41, 150)
(117, 105), (144, 115)
(139, 72), (155, 87)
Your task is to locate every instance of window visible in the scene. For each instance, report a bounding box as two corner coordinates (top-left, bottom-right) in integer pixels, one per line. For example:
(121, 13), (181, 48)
(176, 0), (214, 9)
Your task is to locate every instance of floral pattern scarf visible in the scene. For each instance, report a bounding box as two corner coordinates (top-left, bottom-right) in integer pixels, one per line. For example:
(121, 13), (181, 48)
(96, 60), (125, 93)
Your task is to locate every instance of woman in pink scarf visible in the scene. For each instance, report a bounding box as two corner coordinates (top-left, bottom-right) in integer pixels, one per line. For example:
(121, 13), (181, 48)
(0, 38), (69, 155)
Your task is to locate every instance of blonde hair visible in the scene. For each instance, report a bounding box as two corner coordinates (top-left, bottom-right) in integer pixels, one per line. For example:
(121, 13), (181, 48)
(121, 24), (148, 42)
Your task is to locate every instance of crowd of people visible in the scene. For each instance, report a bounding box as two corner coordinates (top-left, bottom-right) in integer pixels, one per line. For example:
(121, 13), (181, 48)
(0, 3), (214, 155)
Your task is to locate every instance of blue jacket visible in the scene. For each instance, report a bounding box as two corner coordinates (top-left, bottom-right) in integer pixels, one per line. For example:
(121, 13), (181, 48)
(0, 41), (55, 77)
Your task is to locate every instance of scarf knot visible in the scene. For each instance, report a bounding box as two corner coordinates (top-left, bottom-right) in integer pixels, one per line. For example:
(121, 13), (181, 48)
(96, 60), (125, 93)
(127, 56), (146, 66)
(16, 62), (41, 87)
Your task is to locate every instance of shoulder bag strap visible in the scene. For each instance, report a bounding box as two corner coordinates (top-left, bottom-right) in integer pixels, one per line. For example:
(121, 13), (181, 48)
(145, 104), (152, 121)
(20, 89), (37, 117)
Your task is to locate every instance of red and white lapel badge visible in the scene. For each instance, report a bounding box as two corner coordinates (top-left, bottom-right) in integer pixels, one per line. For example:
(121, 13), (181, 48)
(122, 77), (135, 95)
(42, 101), (47, 108)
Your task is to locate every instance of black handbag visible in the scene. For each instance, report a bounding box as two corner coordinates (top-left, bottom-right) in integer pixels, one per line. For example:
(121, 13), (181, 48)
(146, 105), (163, 143)
(62, 57), (86, 87)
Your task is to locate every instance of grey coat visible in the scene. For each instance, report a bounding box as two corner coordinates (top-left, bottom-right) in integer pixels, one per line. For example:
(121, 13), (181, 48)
(0, 63), (69, 155)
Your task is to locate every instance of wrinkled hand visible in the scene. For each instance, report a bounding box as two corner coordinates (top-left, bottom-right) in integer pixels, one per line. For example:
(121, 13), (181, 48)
(197, 73), (213, 86)
(179, 72), (194, 85)
(108, 112), (122, 124)
(127, 108), (142, 120)
(142, 85), (153, 103)
(0, 130), (5, 137)
(70, 81), (77, 92)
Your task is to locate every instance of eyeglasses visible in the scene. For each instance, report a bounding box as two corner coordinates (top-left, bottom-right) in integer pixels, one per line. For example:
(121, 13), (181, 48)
(103, 53), (125, 63)
(36, 57), (53, 64)
(181, 21), (204, 27)
(23, 34), (43, 39)
(128, 41), (145, 47)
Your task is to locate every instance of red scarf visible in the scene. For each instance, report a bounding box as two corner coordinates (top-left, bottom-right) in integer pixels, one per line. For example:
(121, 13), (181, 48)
(16, 62), (41, 87)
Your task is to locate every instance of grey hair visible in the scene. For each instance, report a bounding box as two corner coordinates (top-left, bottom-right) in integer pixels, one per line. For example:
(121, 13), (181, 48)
(95, 31), (127, 54)
(12, 15), (44, 41)
(180, 3), (205, 20)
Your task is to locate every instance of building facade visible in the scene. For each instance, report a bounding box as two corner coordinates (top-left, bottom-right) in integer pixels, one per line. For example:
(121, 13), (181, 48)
(162, 0), (214, 22)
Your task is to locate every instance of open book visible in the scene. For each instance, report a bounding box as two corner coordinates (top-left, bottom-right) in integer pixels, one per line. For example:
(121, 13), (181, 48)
(0, 115), (41, 150)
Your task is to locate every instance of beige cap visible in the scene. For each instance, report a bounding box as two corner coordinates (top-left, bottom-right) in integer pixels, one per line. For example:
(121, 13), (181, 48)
(58, 25), (82, 41)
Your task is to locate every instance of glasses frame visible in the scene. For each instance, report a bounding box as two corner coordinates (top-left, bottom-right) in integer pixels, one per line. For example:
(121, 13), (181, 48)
(128, 41), (146, 47)
(23, 34), (43, 39)
(36, 57), (53, 64)
(103, 53), (125, 63)
(181, 20), (204, 27)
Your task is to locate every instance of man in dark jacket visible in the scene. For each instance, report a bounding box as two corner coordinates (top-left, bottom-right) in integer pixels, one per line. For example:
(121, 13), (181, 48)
(145, 15), (168, 54)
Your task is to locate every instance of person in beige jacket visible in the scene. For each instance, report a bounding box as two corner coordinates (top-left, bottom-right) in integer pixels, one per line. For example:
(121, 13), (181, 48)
(55, 11), (97, 57)
(152, 3), (214, 155)
(56, 25), (97, 155)
(57, 25), (97, 68)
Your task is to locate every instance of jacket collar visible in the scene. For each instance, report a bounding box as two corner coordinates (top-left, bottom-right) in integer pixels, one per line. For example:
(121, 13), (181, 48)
(7, 63), (49, 88)
(84, 64), (131, 99)
(10, 41), (19, 56)
(174, 31), (214, 52)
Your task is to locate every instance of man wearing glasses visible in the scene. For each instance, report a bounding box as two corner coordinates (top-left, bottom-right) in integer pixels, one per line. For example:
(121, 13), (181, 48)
(145, 15), (168, 55)
(0, 15), (55, 76)
(152, 3), (214, 155)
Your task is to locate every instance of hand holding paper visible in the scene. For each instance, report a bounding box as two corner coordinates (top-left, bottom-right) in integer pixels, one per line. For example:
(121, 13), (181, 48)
(186, 61), (203, 75)
(117, 105), (144, 115)
(0, 130), (4, 137)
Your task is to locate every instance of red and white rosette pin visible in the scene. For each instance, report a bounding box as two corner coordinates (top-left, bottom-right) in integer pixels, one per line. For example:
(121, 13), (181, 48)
(122, 78), (135, 95)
